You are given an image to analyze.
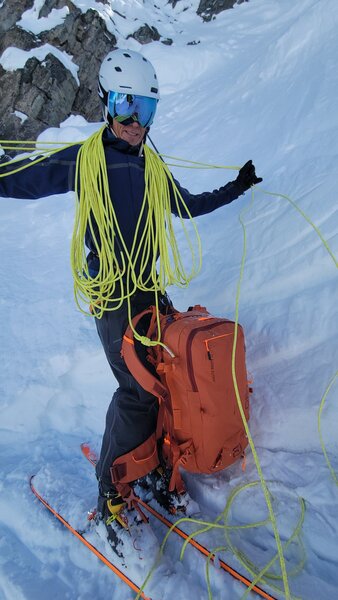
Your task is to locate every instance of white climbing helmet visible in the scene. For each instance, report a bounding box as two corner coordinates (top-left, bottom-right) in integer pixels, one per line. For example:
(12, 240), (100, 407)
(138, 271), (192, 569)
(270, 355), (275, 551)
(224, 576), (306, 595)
(98, 48), (160, 127)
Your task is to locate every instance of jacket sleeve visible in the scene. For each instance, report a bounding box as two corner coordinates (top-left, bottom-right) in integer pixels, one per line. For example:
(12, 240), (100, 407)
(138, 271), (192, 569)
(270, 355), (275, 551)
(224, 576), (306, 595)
(169, 176), (247, 218)
(0, 145), (80, 200)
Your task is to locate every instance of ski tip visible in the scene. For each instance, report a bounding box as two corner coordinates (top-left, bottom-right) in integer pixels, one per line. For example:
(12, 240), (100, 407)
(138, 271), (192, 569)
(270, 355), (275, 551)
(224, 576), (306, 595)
(81, 442), (98, 466)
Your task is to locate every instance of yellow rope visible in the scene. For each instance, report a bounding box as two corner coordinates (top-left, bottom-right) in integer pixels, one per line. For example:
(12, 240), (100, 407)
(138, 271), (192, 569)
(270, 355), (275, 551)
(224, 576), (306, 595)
(70, 126), (202, 346)
(137, 169), (336, 599)
(138, 188), (295, 600)
(262, 189), (338, 489)
(0, 133), (203, 346)
(262, 189), (338, 269)
(159, 154), (241, 170)
(0, 142), (80, 176)
(0, 139), (71, 145)
(318, 370), (338, 485)
(229, 188), (290, 598)
(1, 139), (336, 597)
(222, 482), (306, 599)
(142, 481), (305, 600)
(138, 173), (337, 598)
(137, 502), (269, 600)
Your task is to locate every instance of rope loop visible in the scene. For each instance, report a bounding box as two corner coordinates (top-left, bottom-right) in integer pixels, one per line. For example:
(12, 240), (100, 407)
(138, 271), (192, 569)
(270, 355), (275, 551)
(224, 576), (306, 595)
(70, 126), (202, 345)
(1, 138), (337, 599)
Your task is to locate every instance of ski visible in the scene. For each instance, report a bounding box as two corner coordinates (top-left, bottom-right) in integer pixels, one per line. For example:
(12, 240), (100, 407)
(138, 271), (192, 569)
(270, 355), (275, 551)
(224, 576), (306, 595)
(30, 475), (151, 600)
(81, 443), (277, 600)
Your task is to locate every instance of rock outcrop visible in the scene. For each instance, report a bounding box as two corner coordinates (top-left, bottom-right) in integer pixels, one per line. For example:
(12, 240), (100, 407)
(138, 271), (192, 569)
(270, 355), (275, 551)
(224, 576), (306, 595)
(0, 0), (248, 141)
(0, 1), (116, 141)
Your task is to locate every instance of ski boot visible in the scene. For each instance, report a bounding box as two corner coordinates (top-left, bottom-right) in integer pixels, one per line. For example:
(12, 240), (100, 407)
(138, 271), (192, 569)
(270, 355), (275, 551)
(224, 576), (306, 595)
(139, 466), (199, 516)
(97, 493), (129, 557)
(96, 490), (157, 560)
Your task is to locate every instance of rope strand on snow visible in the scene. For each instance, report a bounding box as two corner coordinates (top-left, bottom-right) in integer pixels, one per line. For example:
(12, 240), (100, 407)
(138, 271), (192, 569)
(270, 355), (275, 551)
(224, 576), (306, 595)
(318, 370), (338, 485)
(138, 156), (336, 599)
(2, 139), (336, 598)
(139, 187), (295, 600)
(261, 189), (337, 269)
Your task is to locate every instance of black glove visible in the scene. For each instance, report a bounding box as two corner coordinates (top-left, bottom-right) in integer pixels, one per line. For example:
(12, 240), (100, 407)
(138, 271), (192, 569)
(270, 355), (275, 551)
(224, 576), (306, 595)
(236, 160), (262, 191)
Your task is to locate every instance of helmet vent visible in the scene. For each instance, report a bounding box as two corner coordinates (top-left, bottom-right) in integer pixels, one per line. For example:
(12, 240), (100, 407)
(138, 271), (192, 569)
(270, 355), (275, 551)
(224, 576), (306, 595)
(107, 57), (112, 62)
(123, 53), (131, 58)
(151, 87), (158, 93)
(115, 67), (122, 72)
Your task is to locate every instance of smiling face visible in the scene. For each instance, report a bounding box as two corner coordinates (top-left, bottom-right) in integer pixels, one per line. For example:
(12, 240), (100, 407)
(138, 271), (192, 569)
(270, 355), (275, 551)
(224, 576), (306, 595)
(112, 119), (146, 146)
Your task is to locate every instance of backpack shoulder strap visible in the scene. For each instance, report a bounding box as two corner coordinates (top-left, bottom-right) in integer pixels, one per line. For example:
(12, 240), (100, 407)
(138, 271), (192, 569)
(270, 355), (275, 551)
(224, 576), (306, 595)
(121, 307), (171, 411)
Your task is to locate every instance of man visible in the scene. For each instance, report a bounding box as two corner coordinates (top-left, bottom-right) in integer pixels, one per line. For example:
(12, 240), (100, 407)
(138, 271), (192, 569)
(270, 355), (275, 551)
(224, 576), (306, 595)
(0, 48), (262, 552)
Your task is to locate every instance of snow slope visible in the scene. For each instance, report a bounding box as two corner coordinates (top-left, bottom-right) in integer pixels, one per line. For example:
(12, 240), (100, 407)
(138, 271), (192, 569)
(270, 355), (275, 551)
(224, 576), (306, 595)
(0, 0), (338, 598)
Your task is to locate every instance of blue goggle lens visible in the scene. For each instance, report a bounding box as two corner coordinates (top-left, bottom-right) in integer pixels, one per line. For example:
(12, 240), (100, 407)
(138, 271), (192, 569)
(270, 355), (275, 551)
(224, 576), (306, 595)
(108, 92), (157, 127)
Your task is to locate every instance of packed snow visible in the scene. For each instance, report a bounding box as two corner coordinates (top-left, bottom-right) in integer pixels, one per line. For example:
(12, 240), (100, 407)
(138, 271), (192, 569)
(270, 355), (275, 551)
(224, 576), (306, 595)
(0, 0), (338, 599)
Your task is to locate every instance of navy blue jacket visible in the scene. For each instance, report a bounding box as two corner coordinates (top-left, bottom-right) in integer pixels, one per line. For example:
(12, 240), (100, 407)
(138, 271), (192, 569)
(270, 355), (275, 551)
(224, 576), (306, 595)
(0, 128), (246, 276)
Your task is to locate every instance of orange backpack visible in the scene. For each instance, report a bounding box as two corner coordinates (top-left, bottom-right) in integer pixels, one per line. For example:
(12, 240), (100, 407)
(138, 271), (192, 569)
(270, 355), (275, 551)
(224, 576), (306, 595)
(114, 305), (250, 495)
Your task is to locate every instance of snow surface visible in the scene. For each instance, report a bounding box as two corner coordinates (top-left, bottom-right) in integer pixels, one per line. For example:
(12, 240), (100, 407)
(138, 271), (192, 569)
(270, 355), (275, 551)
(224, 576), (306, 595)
(1, 0), (338, 599)
(0, 44), (80, 85)
(17, 0), (69, 35)
(12, 111), (28, 124)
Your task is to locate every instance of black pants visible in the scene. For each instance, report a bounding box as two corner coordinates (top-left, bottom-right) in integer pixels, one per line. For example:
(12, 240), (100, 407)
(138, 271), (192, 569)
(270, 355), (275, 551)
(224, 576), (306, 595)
(94, 291), (170, 495)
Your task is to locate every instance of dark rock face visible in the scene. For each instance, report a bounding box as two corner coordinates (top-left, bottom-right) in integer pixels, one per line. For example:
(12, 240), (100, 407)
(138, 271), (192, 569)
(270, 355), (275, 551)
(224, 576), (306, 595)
(0, 25), (38, 55)
(0, 1), (116, 141)
(39, 8), (117, 120)
(197, 0), (248, 21)
(129, 24), (161, 45)
(168, 0), (248, 21)
(0, 0), (34, 35)
(0, 53), (78, 141)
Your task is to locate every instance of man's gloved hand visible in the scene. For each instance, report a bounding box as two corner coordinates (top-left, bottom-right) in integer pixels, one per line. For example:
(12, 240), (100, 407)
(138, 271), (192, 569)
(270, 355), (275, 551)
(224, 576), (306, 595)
(236, 160), (262, 191)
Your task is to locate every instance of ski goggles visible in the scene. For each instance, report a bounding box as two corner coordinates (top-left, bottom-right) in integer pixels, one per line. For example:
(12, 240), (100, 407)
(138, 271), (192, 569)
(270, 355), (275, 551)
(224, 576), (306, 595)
(107, 91), (158, 127)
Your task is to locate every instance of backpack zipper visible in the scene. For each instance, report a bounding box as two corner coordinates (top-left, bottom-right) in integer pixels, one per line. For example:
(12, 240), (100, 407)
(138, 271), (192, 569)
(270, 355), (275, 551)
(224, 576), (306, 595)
(186, 321), (226, 391)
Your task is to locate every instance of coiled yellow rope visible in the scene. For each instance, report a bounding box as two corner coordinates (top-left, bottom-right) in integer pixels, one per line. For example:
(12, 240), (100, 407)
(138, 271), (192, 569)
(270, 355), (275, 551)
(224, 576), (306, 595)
(70, 126), (202, 345)
(1, 131), (203, 346)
